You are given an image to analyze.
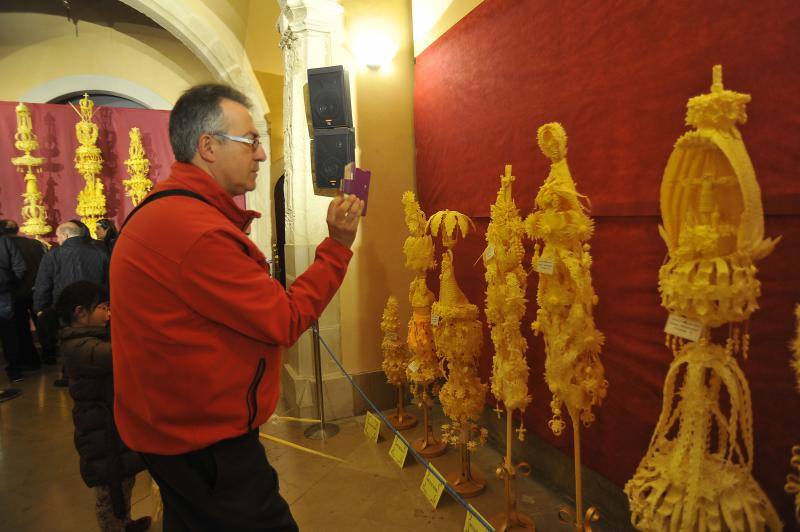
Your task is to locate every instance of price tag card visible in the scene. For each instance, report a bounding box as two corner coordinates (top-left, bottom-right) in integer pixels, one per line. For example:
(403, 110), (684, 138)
(484, 244), (495, 261)
(420, 465), (446, 509)
(664, 313), (703, 342)
(389, 434), (409, 468)
(534, 257), (555, 275)
(363, 411), (381, 443)
(464, 505), (494, 532)
(407, 359), (419, 373)
(430, 314), (441, 326)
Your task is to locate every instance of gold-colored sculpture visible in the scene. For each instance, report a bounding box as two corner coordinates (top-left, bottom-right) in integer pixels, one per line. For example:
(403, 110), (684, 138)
(72, 93), (106, 237)
(526, 123), (606, 530)
(10, 102), (51, 240)
(428, 209), (488, 498)
(786, 304), (800, 524)
(123, 127), (153, 206)
(381, 296), (417, 430)
(625, 66), (782, 532)
(484, 164), (534, 531)
(402, 191), (447, 458)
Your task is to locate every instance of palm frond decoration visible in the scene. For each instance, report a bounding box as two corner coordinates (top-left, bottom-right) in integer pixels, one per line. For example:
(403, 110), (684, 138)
(426, 209), (475, 249)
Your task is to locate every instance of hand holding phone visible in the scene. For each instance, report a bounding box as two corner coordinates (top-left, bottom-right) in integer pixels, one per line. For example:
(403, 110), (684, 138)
(342, 167), (370, 216)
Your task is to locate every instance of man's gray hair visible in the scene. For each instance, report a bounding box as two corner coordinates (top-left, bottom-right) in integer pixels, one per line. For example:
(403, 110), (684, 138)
(57, 222), (82, 239)
(169, 84), (252, 163)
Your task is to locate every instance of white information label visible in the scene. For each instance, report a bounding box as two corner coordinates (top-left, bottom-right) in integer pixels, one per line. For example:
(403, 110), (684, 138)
(534, 257), (555, 275)
(407, 360), (419, 373)
(484, 244), (495, 261)
(664, 314), (703, 342)
(430, 314), (440, 326)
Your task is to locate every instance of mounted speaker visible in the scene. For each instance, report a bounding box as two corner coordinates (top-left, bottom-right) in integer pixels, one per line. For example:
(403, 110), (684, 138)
(306, 65), (353, 130)
(311, 128), (355, 193)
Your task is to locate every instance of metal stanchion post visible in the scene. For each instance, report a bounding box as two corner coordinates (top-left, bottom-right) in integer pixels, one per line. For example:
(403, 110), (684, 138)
(304, 321), (339, 440)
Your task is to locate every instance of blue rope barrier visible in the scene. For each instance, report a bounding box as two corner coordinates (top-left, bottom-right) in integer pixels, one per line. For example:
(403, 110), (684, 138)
(314, 325), (494, 530)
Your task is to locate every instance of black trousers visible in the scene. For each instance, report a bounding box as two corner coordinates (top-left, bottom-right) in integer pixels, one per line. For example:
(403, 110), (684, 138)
(0, 313), (21, 377)
(140, 430), (298, 532)
(35, 307), (59, 362)
(13, 296), (39, 367)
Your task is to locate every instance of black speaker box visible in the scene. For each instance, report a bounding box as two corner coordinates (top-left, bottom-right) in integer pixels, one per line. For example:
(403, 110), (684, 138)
(311, 128), (355, 191)
(306, 65), (353, 129)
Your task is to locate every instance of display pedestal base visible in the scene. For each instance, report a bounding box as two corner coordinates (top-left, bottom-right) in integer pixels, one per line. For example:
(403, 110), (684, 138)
(414, 435), (447, 458)
(445, 468), (486, 498)
(389, 412), (417, 430)
(555, 408), (599, 531)
(389, 385), (417, 430)
(413, 391), (447, 457)
(490, 410), (535, 530)
(489, 511), (536, 532)
(446, 443), (486, 498)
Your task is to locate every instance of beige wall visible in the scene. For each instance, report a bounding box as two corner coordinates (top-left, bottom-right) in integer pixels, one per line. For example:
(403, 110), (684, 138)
(336, 0), (416, 374)
(411, 0), (483, 56)
(0, 13), (213, 105)
(253, 71), (285, 166)
(244, 1), (284, 170)
(200, 0), (252, 44)
(245, 1), (284, 76)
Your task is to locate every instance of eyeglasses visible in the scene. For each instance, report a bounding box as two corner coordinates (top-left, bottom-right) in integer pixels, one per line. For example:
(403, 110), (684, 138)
(212, 132), (261, 152)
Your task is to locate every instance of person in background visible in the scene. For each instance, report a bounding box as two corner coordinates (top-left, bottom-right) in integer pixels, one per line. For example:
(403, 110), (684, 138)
(55, 280), (151, 532)
(0, 221), (26, 382)
(34, 221), (109, 386)
(2, 219), (47, 371)
(96, 219), (118, 256)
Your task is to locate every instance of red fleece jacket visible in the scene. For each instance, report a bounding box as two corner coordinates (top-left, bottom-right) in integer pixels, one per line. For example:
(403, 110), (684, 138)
(111, 162), (352, 454)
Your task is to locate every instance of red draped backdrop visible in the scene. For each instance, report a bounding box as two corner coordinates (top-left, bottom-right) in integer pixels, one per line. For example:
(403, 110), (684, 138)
(414, 0), (800, 523)
(0, 101), (174, 234)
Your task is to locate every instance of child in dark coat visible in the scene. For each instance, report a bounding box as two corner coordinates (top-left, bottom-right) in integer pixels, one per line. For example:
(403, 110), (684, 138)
(55, 281), (151, 532)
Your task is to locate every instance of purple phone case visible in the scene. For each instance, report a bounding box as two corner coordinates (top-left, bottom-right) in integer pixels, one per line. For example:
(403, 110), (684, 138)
(342, 167), (370, 215)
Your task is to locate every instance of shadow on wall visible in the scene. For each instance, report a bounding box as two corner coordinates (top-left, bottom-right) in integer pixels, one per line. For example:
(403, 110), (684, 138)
(140, 132), (163, 186)
(96, 106), (120, 219)
(41, 112), (63, 231)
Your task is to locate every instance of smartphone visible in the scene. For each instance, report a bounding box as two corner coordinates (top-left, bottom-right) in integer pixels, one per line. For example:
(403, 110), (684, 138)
(342, 167), (370, 216)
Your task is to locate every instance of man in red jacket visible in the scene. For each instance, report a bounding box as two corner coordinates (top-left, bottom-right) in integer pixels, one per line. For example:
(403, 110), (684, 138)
(111, 84), (362, 531)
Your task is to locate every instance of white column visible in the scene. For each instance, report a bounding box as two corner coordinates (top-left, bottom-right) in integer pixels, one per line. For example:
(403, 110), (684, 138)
(278, 0), (353, 419)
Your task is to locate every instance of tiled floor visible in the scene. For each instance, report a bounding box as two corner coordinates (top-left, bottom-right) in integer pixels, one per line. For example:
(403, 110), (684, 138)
(1, 366), (602, 531)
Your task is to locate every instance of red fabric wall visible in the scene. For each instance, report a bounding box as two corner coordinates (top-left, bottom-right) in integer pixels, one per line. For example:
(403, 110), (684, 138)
(415, 0), (800, 523)
(0, 102), (174, 235)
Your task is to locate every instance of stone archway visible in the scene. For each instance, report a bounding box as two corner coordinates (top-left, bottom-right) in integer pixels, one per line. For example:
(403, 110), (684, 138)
(119, 0), (273, 248)
(21, 75), (173, 110)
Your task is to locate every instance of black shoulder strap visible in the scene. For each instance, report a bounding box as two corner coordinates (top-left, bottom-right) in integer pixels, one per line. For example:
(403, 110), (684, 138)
(120, 189), (211, 233)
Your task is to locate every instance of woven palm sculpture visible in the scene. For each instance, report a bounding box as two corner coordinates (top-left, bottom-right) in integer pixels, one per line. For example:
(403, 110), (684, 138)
(73, 94), (107, 237)
(485, 165), (535, 529)
(625, 66), (781, 532)
(402, 192), (446, 456)
(526, 123), (607, 529)
(785, 304), (800, 525)
(428, 209), (488, 497)
(380, 296), (416, 430)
